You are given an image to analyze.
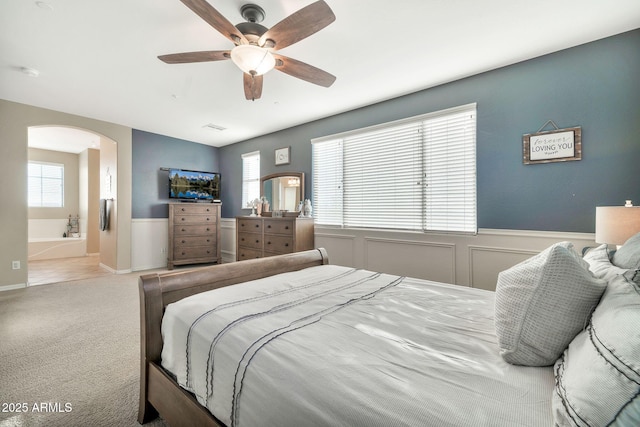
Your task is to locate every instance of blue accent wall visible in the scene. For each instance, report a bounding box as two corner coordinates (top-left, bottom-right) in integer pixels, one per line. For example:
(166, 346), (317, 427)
(131, 129), (220, 218)
(219, 29), (640, 232)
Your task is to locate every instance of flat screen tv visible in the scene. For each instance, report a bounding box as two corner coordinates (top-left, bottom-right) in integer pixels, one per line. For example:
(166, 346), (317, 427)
(169, 168), (221, 201)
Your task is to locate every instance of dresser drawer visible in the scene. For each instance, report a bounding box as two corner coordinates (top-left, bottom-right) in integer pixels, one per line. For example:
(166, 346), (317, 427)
(173, 246), (217, 261)
(264, 235), (294, 254)
(237, 232), (262, 249)
(174, 214), (217, 225)
(237, 247), (262, 261)
(263, 219), (294, 235)
(173, 204), (218, 216)
(174, 224), (217, 236)
(174, 235), (215, 248)
(237, 219), (262, 233)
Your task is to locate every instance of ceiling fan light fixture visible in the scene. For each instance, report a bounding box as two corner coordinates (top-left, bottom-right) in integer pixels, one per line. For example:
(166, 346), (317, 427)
(230, 44), (275, 76)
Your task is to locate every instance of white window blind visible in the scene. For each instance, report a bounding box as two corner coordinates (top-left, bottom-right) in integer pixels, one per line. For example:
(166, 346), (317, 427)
(28, 161), (64, 207)
(312, 139), (343, 225)
(312, 104), (476, 233)
(423, 110), (477, 233)
(241, 151), (260, 208)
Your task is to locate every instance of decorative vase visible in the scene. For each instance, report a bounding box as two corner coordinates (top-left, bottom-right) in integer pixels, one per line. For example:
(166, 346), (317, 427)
(302, 199), (313, 217)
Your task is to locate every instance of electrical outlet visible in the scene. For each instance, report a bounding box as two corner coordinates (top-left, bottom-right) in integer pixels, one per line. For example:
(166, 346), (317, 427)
(160, 248), (166, 254)
(12, 261), (20, 270)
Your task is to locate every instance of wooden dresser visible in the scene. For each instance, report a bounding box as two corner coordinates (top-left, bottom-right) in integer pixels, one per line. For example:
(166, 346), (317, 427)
(236, 216), (314, 261)
(168, 203), (221, 269)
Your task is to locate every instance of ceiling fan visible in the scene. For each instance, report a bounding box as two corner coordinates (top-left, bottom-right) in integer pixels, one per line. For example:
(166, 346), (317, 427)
(159, 0), (336, 101)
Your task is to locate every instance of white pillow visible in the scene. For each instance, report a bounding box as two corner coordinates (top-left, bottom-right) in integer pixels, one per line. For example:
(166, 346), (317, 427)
(494, 242), (607, 366)
(584, 244), (640, 284)
(553, 275), (640, 426)
(613, 231), (640, 269)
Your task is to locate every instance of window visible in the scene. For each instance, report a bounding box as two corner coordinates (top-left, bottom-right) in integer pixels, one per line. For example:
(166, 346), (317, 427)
(241, 151), (260, 208)
(28, 161), (64, 207)
(312, 104), (476, 233)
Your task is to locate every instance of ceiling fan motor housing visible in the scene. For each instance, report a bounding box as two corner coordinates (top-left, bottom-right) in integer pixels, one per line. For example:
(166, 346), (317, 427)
(240, 4), (265, 23)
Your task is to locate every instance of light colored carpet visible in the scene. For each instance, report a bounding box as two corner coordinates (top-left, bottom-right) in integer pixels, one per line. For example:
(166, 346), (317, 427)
(0, 272), (169, 427)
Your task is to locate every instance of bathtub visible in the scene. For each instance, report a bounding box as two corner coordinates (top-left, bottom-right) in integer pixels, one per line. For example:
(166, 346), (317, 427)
(28, 219), (87, 260)
(28, 237), (87, 260)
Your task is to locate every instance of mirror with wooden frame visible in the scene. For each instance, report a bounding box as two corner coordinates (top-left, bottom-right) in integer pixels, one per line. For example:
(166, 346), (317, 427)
(260, 172), (305, 212)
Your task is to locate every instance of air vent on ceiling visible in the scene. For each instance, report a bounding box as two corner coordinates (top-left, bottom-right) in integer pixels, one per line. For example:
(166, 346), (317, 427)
(203, 123), (226, 132)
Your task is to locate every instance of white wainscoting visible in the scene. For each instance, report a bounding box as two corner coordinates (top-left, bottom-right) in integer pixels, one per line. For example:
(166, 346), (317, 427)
(315, 226), (596, 291)
(222, 220), (597, 291)
(220, 218), (236, 264)
(135, 219), (597, 291)
(131, 218), (236, 271)
(131, 218), (168, 271)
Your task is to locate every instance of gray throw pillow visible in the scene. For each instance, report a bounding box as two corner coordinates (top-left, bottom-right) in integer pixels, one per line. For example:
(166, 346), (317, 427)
(553, 275), (640, 426)
(494, 242), (607, 366)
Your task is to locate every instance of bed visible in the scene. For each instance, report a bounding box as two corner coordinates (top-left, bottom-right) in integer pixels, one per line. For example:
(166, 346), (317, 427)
(138, 243), (640, 427)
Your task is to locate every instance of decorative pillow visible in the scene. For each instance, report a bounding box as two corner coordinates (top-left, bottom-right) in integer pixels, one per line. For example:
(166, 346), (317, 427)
(612, 232), (640, 269)
(553, 275), (640, 426)
(584, 244), (640, 284)
(494, 242), (607, 366)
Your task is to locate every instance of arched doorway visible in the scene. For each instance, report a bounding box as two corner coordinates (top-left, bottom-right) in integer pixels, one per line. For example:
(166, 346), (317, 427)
(27, 125), (118, 285)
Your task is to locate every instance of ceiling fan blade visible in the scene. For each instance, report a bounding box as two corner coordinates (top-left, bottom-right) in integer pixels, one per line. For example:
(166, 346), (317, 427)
(180, 0), (248, 45)
(258, 0), (335, 50)
(158, 50), (230, 64)
(243, 73), (263, 101)
(273, 54), (336, 88)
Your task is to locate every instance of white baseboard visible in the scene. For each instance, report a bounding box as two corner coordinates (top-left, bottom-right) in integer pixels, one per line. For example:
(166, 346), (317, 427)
(0, 283), (27, 292)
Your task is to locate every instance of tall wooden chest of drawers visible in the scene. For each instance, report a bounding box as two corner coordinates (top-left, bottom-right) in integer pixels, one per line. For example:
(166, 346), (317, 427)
(168, 203), (221, 269)
(236, 216), (314, 261)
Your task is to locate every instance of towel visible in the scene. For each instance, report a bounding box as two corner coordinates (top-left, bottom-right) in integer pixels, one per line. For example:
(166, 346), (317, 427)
(99, 199), (109, 231)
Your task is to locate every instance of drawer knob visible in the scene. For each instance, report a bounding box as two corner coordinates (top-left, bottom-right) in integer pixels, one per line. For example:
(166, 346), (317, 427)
(255, 224), (259, 228)
(267, 241), (271, 245)
(181, 218), (185, 221)
(241, 238), (245, 242)
(241, 223), (245, 227)
(285, 226), (289, 229)
(206, 208), (210, 212)
(181, 228), (186, 232)
(181, 208), (185, 211)
(206, 228), (210, 231)
(207, 239), (210, 243)
(207, 218), (210, 221)
(267, 225), (271, 228)
(285, 243), (289, 247)
(256, 239), (260, 243)
(181, 240), (186, 244)
(181, 252), (186, 255)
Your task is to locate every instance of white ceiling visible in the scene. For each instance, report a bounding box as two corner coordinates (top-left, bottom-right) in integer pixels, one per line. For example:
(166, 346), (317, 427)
(2, 0), (639, 148)
(28, 126), (102, 153)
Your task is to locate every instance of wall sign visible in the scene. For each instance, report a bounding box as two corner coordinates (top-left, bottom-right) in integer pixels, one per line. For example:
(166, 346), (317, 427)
(523, 123), (581, 165)
(275, 146), (290, 165)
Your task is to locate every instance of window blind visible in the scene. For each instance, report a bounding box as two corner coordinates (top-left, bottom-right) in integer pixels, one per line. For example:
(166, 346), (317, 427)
(241, 151), (260, 208)
(423, 110), (477, 233)
(28, 161), (64, 207)
(312, 104), (476, 233)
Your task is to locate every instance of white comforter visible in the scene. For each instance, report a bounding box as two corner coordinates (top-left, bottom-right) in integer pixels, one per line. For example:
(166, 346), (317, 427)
(161, 265), (554, 427)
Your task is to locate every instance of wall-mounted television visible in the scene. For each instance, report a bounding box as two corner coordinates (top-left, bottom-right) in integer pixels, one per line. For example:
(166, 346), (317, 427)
(169, 168), (221, 201)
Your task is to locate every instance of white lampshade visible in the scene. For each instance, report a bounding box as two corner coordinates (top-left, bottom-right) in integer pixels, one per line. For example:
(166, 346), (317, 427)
(230, 45), (275, 76)
(595, 205), (640, 245)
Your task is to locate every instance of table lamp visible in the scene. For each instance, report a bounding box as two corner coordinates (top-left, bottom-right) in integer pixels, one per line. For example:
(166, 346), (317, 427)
(595, 200), (640, 247)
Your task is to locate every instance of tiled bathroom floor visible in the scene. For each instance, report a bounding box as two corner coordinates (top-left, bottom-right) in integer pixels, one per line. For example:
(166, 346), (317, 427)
(28, 255), (114, 286)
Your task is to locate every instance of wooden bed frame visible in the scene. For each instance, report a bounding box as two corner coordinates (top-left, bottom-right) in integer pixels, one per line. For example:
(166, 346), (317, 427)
(138, 248), (330, 427)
